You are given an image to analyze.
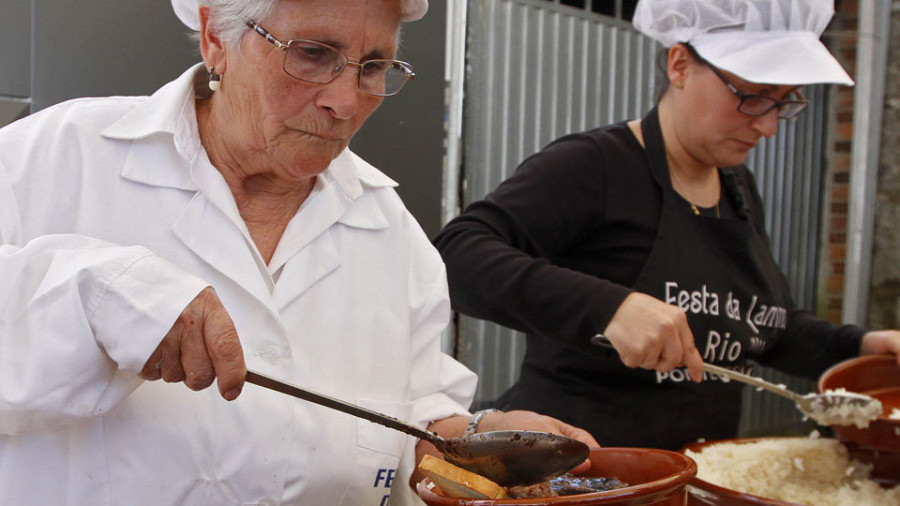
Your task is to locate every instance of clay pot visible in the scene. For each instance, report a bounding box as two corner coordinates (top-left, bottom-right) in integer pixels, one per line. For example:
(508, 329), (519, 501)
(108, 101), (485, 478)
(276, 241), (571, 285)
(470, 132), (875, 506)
(415, 447), (696, 506)
(681, 438), (804, 506)
(681, 436), (900, 505)
(818, 354), (900, 456)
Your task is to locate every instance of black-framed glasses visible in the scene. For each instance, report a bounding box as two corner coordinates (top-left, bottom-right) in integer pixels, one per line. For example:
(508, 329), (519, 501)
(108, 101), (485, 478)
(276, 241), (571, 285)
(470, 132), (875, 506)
(246, 20), (415, 97)
(684, 44), (808, 120)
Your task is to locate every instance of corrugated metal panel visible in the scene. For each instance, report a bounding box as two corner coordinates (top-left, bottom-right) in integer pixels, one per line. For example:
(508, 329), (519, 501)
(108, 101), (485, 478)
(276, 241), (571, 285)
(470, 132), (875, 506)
(457, 0), (830, 434)
(738, 84), (827, 434)
(463, 0), (654, 199)
(460, 0), (658, 409)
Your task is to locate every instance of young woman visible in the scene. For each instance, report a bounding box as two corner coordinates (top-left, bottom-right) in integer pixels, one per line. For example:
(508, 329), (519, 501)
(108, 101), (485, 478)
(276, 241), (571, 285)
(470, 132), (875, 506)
(435, 0), (900, 450)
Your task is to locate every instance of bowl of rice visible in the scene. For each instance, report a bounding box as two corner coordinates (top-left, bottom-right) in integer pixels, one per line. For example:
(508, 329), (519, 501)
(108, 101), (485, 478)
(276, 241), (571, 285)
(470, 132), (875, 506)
(818, 355), (900, 453)
(681, 436), (900, 505)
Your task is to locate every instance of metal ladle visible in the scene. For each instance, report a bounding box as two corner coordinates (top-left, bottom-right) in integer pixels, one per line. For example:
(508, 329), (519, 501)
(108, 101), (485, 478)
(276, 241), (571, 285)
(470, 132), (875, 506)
(244, 370), (590, 486)
(701, 362), (882, 427)
(590, 335), (882, 427)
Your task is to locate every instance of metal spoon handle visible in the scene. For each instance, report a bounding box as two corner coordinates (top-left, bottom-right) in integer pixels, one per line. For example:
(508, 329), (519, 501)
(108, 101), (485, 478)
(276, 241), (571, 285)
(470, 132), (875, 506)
(700, 363), (803, 402)
(244, 370), (444, 446)
(590, 333), (803, 402)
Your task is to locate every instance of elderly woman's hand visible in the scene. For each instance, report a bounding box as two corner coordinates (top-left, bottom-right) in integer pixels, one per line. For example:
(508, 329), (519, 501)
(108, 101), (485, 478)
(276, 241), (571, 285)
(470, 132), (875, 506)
(417, 410), (600, 480)
(476, 410), (599, 448)
(139, 287), (246, 400)
(603, 292), (704, 382)
(471, 410), (599, 475)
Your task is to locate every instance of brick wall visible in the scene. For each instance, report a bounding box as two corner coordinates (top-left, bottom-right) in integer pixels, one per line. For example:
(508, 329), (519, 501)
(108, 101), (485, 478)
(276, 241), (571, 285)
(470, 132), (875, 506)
(819, 0), (900, 330)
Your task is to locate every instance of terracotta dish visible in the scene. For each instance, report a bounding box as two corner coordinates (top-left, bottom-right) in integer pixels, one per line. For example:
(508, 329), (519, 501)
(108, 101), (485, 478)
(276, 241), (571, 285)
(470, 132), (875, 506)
(817, 354), (900, 453)
(682, 436), (900, 505)
(682, 438), (804, 506)
(415, 447), (696, 506)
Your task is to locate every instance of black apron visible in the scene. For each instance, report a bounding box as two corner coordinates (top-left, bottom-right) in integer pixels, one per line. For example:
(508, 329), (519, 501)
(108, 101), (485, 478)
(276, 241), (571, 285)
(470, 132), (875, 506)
(497, 107), (794, 450)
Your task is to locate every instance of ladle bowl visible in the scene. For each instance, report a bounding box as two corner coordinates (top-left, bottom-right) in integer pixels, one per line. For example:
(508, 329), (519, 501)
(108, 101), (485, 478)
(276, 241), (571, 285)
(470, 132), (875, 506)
(437, 430), (591, 486)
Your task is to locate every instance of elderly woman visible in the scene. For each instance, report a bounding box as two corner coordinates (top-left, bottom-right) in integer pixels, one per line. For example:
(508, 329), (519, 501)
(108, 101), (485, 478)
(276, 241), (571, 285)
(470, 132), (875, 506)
(0, 0), (595, 504)
(434, 0), (900, 451)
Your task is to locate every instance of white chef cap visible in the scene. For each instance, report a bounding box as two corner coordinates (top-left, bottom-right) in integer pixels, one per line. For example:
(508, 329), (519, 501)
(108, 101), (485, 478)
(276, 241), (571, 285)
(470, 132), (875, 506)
(172, 0), (428, 31)
(632, 0), (853, 86)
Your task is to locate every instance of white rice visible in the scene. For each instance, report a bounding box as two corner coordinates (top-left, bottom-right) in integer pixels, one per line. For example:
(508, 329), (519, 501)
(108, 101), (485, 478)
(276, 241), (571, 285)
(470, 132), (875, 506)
(801, 388), (882, 428)
(889, 408), (900, 420)
(685, 437), (900, 505)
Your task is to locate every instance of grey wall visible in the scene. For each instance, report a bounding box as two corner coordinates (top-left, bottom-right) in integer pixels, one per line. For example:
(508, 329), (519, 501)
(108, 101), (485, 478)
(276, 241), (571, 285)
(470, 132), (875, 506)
(870, 7), (900, 330)
(16, 1), (196, 111)
(350, 7), (447, 238)
(0, 0), (446, 238)
(0, 0), (31, 124)
(0, 0), (30, 97)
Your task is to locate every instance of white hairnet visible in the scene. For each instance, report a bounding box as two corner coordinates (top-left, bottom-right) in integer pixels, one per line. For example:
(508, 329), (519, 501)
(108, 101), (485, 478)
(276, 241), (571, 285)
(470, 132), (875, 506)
(172, 0), (428, 31)
(633, 0), (853, 86)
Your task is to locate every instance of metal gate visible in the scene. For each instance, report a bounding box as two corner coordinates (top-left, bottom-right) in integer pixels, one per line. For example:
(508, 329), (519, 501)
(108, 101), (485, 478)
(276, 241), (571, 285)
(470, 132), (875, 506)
(449, 0), (831, 436)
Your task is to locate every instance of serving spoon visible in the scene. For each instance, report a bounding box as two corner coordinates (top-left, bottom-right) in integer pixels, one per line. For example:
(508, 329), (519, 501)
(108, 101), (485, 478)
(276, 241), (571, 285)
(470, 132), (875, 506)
(700, 362), (882, 427)
(590, 335), (883, 427)
(244, 370), (589, 486)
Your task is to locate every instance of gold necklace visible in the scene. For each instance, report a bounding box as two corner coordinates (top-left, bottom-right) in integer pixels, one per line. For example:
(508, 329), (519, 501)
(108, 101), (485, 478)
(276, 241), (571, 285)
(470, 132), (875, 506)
(667, 154), (720, 218)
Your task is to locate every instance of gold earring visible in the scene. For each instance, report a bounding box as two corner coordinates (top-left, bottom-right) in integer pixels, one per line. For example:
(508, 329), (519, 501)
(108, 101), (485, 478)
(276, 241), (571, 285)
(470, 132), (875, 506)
(674, 81), (685, 89)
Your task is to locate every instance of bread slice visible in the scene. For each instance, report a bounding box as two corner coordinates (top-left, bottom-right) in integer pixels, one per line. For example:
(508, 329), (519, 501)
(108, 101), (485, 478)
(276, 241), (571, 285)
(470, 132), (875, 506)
(418, 454), (508, 499)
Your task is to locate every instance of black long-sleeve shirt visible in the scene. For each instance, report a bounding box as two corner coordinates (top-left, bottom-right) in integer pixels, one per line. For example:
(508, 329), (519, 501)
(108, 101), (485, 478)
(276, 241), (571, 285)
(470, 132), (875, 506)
(434, 120), (864, 447)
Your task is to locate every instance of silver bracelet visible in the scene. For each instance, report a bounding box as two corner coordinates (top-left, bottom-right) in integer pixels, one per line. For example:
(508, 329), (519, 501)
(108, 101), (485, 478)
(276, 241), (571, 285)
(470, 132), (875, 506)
(464, 409), (501, 436)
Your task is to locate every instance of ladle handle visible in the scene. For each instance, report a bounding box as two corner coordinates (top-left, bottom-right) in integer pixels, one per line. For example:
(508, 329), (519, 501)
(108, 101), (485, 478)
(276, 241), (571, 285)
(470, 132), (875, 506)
(244, 370), (445, 447)
(589, 334), (804, 403)
(699, 363), (803, 402)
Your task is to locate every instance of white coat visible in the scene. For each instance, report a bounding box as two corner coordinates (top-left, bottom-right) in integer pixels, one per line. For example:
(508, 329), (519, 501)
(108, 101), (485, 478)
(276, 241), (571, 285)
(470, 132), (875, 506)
(0, 64), (476, 506)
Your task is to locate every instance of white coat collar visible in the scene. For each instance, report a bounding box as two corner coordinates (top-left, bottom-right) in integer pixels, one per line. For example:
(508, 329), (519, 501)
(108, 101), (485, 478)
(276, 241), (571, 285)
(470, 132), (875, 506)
(99, 63), (400, 230)
(98, 64), (403, 310)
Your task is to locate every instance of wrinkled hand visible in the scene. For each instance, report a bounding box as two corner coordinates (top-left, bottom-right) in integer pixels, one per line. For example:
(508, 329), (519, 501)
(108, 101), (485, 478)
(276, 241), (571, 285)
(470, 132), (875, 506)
(478, 409), (599, 447)
(478, 410), (599, 474)
(139, 287), (246, 400)
(603, 292), (704, 382)
(861, 330), (900, 366)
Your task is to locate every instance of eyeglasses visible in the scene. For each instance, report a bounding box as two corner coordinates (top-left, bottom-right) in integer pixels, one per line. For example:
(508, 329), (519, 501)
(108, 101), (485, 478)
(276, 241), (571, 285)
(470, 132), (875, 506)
(684, 45), (808, 120)
(706, 64), (808, 119)
(246, 21), (415, 97)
